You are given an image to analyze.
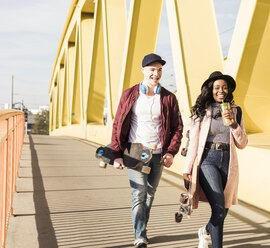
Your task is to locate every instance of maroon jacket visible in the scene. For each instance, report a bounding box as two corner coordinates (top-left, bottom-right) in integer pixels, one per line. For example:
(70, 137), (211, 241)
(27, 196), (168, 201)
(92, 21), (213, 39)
(111, 84), (183, 159)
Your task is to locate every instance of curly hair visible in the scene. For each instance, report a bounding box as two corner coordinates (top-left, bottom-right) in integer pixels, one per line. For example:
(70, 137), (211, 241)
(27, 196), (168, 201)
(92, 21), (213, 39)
(191, 80), (234, 118)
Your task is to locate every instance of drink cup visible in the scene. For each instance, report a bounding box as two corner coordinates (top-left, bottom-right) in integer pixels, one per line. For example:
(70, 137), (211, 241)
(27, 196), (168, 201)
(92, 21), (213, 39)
(219, 102), (232, 126)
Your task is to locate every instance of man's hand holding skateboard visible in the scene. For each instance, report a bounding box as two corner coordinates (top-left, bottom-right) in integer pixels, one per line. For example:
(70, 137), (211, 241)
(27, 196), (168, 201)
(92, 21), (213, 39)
(114, 152), (174, 170)
(113, 158), (125, 170)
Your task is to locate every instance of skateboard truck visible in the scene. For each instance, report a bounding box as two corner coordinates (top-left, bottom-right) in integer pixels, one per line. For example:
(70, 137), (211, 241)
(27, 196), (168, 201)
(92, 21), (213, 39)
(96, 149), (108, 168)
(141, 144), (157, 174)
(141, 152), (151, 174)
(175, 193), (192, 223)
(99, 161), (107, 168)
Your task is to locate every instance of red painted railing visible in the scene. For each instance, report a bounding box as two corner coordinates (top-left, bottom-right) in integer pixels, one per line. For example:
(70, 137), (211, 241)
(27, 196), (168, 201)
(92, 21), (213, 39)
(0, 110), (25, 248)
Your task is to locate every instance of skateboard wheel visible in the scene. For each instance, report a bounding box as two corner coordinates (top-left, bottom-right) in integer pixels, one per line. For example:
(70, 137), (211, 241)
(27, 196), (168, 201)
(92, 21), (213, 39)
(180, 193), (188, 204)
(97, 150), (104, 157)
(99, 161), (107, 168)
(175, 212), (183, 223)
(141, 152), (150, 160)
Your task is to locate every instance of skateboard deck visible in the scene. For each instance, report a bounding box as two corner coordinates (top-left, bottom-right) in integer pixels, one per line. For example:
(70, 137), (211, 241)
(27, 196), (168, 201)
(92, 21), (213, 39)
(175, 157), (198, 222)
(188, 156), (198, 215)
(95, 143), (152, 169)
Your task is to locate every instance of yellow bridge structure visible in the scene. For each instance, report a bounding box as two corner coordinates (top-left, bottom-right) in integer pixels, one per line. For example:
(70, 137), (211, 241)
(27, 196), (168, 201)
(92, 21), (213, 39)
(49, 0), (270, 213)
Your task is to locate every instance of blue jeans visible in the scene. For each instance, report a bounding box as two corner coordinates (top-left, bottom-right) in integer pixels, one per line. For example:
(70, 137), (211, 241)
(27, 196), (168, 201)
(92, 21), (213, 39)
(128, 154), (163, 242)
(199, 148), (230, 248)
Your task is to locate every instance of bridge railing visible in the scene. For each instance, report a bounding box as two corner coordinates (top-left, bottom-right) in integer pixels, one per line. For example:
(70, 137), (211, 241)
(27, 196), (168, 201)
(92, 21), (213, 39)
(0, 110), (25, 248)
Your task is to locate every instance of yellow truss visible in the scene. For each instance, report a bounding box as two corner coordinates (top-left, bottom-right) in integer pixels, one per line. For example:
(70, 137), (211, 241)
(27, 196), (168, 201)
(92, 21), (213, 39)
(49, 0), (270, 212)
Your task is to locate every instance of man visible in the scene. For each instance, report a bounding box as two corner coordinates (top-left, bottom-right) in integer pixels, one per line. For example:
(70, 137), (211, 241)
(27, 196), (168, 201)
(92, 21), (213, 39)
(111, 53), (183, 248)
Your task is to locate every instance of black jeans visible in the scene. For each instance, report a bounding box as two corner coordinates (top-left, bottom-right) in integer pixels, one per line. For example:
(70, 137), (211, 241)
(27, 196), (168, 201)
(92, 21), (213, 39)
(199, 148), (230, 248)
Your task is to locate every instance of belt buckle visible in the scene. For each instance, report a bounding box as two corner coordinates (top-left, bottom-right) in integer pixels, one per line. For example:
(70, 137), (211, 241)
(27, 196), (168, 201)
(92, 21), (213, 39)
(215, 143), (222, 150)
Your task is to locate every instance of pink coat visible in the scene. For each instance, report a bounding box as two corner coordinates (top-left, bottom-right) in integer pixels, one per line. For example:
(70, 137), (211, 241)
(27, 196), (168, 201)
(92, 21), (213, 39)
(183, 105), (248, 209)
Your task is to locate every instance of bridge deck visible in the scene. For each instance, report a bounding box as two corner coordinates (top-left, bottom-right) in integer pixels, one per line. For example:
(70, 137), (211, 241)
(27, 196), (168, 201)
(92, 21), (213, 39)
(5, 135), (270, 248)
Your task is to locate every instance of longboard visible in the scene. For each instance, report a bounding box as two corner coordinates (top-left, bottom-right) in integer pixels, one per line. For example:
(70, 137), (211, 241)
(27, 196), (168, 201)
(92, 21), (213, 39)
(95, 143), (152, 172)
(175, 157), (198, 222)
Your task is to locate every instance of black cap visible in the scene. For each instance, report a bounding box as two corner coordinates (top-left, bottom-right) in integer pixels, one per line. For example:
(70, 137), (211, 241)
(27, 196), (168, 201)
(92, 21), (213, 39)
(142, 53), (166, 67)
(201, 71), (236, 92)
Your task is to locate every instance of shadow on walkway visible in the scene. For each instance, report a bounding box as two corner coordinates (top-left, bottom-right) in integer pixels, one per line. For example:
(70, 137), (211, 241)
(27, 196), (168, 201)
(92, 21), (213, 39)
(29, 134), (58, 248)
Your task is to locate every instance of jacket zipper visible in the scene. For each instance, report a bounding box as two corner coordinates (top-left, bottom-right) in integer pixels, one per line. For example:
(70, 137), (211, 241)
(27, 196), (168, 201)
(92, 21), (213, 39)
(160, 92), (165, 152)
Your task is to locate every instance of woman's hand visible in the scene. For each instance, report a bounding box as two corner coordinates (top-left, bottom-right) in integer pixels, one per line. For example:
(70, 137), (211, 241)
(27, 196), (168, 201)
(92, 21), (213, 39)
(183, 173), (191, 182)
(183, 173), (191, 190)
(113, 158), (125, 169)
(223, 108), (238, 129)
(161, 153), (173, 168)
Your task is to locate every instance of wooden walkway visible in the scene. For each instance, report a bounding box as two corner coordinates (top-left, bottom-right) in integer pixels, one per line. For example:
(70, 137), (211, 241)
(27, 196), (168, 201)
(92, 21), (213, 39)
(5, 135), (270, 248)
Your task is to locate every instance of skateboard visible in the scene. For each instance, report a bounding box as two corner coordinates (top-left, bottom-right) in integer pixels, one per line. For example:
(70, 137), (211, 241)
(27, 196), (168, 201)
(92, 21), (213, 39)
(181, 130), (190, 157)
(175, 157), (198, 222)
(95, 143), (154, 174)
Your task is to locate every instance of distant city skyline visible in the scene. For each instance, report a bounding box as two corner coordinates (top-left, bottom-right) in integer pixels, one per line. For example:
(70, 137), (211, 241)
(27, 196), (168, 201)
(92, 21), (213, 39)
(0, 0), (241, 109)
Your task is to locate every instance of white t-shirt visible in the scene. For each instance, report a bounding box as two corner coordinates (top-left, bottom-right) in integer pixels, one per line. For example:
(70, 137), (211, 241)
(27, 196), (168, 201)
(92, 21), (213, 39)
(128, 92), (162, 154)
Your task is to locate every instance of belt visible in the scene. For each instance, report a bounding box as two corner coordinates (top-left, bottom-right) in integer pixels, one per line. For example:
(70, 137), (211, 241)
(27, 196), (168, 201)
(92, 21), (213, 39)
(205, 142), (229, 150)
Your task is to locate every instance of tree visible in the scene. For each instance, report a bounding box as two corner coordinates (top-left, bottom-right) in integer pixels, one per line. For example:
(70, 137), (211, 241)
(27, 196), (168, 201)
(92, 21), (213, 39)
(32, 109), (49, 134)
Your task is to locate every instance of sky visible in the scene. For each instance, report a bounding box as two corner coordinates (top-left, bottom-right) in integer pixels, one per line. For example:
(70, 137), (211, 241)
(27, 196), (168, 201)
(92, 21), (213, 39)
(0, 0), (72, 109)
(0, 0), (241, 110)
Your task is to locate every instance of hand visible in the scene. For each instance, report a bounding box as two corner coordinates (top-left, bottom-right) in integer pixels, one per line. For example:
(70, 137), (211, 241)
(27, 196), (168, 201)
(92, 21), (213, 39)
(113, 158), (125, 169)
(223, 108), (237, 129)
(183, 173), (191, 182)
(183, 173), (191, 190)
(161, 153), (173, 168)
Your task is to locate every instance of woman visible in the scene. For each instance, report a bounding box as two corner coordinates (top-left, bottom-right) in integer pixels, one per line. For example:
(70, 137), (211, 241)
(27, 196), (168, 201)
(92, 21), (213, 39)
(183, 71), (248, 248)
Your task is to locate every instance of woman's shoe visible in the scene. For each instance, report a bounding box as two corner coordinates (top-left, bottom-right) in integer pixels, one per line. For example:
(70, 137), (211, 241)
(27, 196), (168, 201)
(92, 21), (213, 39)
(198, 226), (211, 248)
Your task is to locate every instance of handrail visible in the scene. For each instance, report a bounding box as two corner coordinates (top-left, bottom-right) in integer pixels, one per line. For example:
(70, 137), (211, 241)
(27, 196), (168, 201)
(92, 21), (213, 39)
(0, 110), (23, 122)
(0, 110), (25, 248)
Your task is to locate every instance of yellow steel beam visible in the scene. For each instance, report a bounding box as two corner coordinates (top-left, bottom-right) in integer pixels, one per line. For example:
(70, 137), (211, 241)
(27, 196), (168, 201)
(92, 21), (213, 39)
(226, 0), (270, 133)
(166, 0), (223, 122)
(71, 27), (82, 124)
(119, 0), (163, 94)
(49, 0), (82, 92)
(224, 0), (270, 212)
(67, 41), (76, 125)
(86, 0), (106, 124)
(55, 83), (59, 129)
(102, 0), (127, 120)
(49, 97), (53, 132)
(49, 0), (95, 130)
(80, 12), (94, 119)
(53, 79), (58, 130)
(58, 64), (65, 127)
(62, 56), (68, 126)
